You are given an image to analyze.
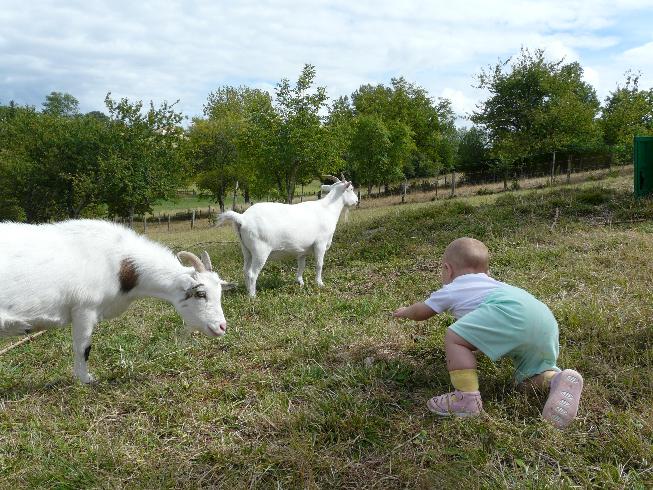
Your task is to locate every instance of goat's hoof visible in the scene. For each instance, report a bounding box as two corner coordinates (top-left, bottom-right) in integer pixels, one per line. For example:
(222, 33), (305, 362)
(78, 373), (96, 384)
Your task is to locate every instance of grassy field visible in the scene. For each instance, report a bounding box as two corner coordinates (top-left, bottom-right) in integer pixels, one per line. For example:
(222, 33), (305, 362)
(1, 172), (652, 488)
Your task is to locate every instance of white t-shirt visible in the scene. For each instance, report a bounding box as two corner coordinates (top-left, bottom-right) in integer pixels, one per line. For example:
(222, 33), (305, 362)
(424, 273), (506, 319)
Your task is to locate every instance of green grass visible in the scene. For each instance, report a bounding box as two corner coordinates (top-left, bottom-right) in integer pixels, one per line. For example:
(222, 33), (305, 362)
(1, 175), (652, 487)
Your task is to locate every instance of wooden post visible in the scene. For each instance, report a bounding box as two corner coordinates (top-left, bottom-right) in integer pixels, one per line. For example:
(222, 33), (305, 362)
(167, 214), (171, 232)
(550, 150), (556, 185)
(191, 209), (195, 229)
(357, 190), (361, 208)
(401, 180), (407, 204)
(143, 216), (147, 233)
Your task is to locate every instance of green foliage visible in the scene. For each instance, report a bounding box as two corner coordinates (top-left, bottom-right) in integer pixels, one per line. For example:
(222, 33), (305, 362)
(457, 126), (490, 172)
(472, 48), (602, 174)
(349, 114), (391, 193)
(0, 102), (109, 221)
(601, 72), (653, 163)
(42, 91), (80, 117)
(351, 78), (444, 180)
(271, 64), (336, 202)
(101, 94), (186, 218)
(188, 86), (270, 210)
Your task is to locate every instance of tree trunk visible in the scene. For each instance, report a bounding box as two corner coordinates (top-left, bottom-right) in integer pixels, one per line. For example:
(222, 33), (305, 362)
(218, 195), (225, 213)
(367, 183), (372, 196)
(232, 181), (239, 211)
(503, 170), (508, 191)
(567, 155), (572, 184)
(550, 150), (556, 185)
(435, 171), (439, 197)
(450, 170), (456, 196)
(244, 185), (250, 205)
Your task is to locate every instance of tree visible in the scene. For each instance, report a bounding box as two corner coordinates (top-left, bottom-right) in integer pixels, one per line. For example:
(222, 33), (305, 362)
(472, 48), (601, 183)
(351, 78), (444, 180)
(326, 95), (355, 179)
(187, 86), (268, 211)
(270, 64), (335, 203)
(601, 72), (653, 163)
(42, 91), (80, 117)
(0, 100), (110, 221)
(349, 114), (391, 195)
(100, 94), (186, 220)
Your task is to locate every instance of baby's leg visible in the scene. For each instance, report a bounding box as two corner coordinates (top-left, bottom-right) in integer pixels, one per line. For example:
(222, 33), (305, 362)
(427, 329), (483, 417)
(518, 370), (558, 393)
(445, 329), (478, 371)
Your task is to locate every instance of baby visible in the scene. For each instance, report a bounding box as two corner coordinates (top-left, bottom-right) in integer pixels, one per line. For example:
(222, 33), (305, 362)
(393, 237), (583, 429)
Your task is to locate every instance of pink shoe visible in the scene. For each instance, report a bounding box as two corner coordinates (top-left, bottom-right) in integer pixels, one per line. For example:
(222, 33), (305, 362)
(542, 369), (583, 429)
(427, 389), (483, 417)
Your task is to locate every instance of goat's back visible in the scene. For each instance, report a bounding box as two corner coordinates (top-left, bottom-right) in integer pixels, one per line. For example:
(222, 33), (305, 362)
(239, 201), (336, 248)
(0, 220), (153, 313)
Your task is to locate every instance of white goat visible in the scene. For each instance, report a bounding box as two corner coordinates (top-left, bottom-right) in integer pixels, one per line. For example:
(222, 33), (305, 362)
(217, 175), (358, 296)
(0, 219), (234, 383)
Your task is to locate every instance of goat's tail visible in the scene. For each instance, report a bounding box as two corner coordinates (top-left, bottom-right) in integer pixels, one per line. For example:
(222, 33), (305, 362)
(216, 210), (244, 227)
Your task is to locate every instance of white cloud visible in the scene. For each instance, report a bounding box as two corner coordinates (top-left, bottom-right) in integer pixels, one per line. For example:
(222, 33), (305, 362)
(0, 0), (652, 122)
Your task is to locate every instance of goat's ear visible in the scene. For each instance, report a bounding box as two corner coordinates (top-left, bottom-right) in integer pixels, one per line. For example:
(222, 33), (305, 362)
(320, 184), (332, 193)
(220, 280), (238, 291)
(200, 251), (213, 272)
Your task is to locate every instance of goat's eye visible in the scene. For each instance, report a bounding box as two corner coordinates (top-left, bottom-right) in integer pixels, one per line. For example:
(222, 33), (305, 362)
(194, 290), (207, 299)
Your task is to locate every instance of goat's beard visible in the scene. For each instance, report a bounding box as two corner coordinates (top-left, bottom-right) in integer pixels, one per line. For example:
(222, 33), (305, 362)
(342, 207), (350, 222)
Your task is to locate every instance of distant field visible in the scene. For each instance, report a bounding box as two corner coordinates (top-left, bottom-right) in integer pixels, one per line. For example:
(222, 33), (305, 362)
(1, 171), (651, 487)
(149, 166), (630, 218)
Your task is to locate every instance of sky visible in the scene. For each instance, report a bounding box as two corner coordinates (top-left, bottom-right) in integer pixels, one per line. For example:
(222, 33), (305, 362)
(1, 0), (653, 125)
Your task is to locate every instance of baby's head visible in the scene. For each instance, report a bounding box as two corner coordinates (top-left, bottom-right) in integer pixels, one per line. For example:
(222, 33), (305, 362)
(441, 237), (489, 284)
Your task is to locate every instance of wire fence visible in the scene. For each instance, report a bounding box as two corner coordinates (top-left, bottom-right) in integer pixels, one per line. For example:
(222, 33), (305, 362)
(121, 156), (627, 232)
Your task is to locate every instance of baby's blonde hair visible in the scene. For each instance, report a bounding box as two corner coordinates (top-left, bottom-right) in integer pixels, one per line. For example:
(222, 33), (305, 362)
(443, 237), (489, 273)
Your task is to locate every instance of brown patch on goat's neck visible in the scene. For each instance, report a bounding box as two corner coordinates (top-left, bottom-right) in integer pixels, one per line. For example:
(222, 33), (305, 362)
(119, 258), (139, 293)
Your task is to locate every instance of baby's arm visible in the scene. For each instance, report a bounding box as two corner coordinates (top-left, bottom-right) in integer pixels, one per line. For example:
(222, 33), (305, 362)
(393, 302), (436, 321)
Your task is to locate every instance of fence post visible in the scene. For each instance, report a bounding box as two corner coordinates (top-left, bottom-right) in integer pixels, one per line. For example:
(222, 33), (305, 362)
(401, 180), (407, 204)
(143, 216), (147, 233)
(167, 214), (171, 232)
(357, 190), (361, 208)
(191, 209), (195, 230)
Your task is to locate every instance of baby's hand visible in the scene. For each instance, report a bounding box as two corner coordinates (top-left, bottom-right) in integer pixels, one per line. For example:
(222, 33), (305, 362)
(392, 307), (408, 318)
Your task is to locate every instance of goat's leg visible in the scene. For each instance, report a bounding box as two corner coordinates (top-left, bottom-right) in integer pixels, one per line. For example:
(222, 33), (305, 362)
(296, 255), (307, 286)
(246, 249), (270, 297)
(314, 244), (327, 287)
(71, 308), (97, 384)
(240, 242), (252, 289)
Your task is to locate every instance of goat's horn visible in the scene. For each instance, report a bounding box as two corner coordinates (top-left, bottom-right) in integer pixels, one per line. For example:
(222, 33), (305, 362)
(340, 172), (346, 182)
(177, 251), (206, 272)
(200, 251), (213, 272)
(322, 174), (340, 183)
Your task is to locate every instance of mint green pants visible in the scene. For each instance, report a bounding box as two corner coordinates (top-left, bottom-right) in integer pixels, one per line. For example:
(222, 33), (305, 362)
(449, 285), (560, 383)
